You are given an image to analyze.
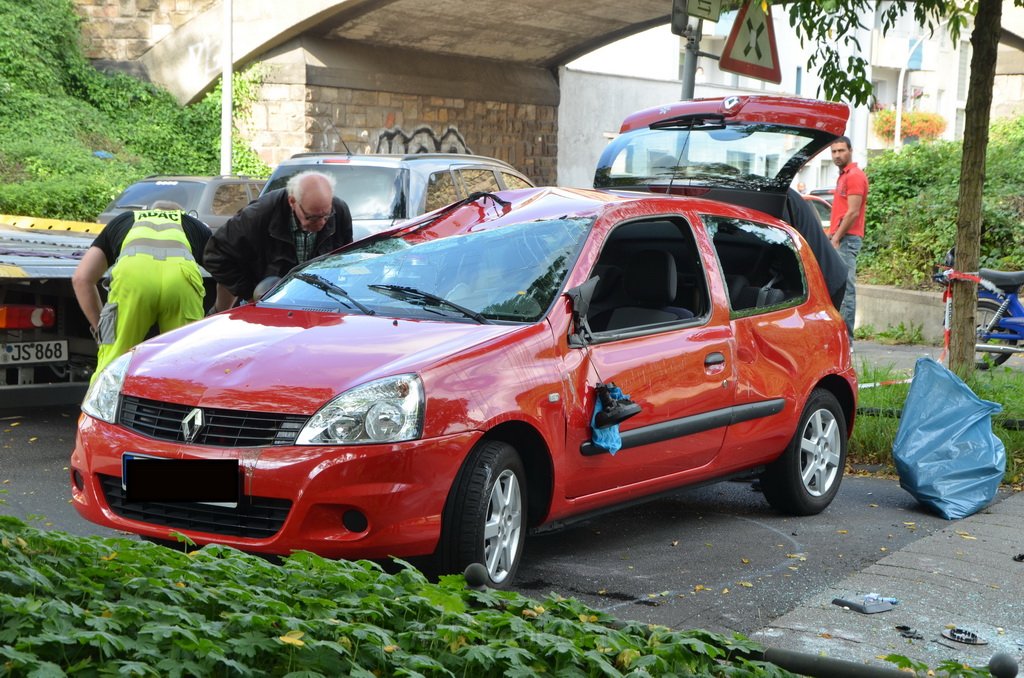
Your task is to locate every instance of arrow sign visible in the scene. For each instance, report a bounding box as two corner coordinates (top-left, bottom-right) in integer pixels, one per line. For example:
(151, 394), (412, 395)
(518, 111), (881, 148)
(719, 0), (782, 84)
(688, 0), (722, 22)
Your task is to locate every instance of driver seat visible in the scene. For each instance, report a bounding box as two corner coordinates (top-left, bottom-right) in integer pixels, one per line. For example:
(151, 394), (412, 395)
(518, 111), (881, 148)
(591, 250), (693, 331)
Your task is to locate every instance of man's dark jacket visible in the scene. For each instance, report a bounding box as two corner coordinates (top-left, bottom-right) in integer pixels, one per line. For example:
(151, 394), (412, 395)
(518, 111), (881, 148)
(203, 188), (353, 301)
(782, 188), (847, 311)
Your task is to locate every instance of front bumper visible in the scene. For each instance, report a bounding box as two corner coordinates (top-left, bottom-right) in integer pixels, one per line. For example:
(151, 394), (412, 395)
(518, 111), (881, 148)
(70, 414), (481, 560)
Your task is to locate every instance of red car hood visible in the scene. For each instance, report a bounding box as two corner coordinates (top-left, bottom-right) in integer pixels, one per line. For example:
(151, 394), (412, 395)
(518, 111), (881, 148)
(123, 306), (519, 413)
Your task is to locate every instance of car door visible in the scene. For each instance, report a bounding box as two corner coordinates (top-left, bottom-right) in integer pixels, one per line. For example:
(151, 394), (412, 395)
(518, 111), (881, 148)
(703, 214), (812, 461)
(562, 215), (737, 500)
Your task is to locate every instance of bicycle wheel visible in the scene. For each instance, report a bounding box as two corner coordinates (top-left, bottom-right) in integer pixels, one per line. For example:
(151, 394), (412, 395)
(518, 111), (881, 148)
(975, 298), (1017, 369)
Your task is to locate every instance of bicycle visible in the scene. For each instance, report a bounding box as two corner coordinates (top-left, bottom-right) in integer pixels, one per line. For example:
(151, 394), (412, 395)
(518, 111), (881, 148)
(933, 254), (1024, 369)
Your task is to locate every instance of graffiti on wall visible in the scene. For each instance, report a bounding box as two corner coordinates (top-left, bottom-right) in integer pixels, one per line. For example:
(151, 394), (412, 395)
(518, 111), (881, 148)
(375, 126), (472, 155)
(306, 119), (473, 155)
(188, 35), (221, 81)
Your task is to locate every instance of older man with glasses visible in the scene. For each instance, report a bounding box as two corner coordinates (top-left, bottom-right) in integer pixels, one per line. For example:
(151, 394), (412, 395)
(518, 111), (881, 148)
(205, 170), (353, 312)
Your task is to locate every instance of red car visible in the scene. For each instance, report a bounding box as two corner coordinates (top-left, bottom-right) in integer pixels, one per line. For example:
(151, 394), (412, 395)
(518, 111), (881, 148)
(803, 194), (833, 229)
(71, 96), (856, 587)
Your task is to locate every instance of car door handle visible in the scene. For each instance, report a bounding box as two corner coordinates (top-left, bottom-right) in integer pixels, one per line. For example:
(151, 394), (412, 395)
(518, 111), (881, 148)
(704, 352), (725, 367)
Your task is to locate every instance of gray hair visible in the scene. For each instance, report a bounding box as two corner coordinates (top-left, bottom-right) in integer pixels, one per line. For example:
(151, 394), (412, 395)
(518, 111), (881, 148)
(150, 200), (184, 210)
(286, 171), (337, 204)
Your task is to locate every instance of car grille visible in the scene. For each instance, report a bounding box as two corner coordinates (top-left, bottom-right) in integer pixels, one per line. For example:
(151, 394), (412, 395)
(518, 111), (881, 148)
(119, 396), (307, 447)
(98, 474), (291, 539)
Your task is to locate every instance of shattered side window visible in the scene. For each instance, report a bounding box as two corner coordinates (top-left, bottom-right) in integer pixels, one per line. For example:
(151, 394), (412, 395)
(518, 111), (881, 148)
(703, 215), (807, 315)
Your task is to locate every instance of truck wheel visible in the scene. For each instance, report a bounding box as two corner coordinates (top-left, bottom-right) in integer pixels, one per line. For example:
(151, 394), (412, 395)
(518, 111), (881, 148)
(441, 440), (526, 587)
(762, 389), (847, 516)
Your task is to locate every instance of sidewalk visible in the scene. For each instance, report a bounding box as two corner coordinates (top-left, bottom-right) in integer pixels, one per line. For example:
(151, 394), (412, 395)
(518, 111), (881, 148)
(751, 489), (1024, 671)
(853, 340), (1024, 375)
(852, 340), (944, 374)
(750, 341), (1023, 672)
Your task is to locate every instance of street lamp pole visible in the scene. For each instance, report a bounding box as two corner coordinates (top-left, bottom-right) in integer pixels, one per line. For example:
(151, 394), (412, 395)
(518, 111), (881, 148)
(219, 0), (233, 175)
(680, 18), (704, 100)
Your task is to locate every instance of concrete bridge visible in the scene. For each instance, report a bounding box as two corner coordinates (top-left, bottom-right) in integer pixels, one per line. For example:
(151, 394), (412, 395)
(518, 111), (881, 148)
(74, 0), (677, 181)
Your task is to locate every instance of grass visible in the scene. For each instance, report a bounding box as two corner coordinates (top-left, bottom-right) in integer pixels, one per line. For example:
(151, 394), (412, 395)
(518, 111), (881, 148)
(852, 360), (1024, 485)
(854, 322), (933, 345)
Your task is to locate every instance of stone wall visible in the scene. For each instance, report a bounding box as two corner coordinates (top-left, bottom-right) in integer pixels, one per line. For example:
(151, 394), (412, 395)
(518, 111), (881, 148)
(72, 0), (213, 61)
(70, 6), (560, 184)
(239, 39), (560, 184)
(238, 85), (557, 185)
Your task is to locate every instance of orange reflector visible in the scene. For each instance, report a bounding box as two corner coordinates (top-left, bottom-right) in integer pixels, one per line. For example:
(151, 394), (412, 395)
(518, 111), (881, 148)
(0, 304), (56, 329)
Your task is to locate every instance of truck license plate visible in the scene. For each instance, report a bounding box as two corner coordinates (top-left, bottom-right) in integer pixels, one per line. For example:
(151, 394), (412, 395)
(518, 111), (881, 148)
(0, 340), (68, 365)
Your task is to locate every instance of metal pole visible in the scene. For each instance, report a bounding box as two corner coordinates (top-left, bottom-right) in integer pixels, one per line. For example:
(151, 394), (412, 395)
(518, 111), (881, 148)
(680, 19), (703, 100)
(219, 0), (233, 176)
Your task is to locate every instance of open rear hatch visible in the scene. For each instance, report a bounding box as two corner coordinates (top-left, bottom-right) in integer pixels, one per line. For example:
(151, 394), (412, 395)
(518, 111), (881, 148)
(593, 95), (850, 220)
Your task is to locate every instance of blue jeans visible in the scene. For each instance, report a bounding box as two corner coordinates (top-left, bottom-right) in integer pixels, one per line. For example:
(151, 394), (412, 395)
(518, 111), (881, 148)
(837, 235), (862, 339)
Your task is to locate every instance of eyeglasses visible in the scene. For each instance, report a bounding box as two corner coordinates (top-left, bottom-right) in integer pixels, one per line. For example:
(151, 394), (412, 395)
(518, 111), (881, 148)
(296, 203), (335, 222)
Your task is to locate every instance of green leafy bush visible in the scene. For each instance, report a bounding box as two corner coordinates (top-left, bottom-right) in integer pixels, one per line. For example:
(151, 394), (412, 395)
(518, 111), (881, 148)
(0, 516), (798, 677)
(863, 130), (1024, 286)
(0, 0), (268, 222)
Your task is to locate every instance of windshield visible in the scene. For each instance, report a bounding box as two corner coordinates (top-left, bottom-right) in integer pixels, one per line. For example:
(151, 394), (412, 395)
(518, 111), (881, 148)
(262, 217), (593, 323)
(109, 180), (204, 211)
(594, 123), (828, 192)
(264, 165), (407, 220)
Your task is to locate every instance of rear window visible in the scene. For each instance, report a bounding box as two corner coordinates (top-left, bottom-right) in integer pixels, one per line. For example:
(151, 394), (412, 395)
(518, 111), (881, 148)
(265, 165), (407, 221)
(109, 180), (205, 211)
(594, 123), (830, 192)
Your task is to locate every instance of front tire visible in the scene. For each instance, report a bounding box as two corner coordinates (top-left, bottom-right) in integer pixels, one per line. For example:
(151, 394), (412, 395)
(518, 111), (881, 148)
(975, 298), (1015, 370)
(440, 440), (527, 587)
(762, 388), (847, 516)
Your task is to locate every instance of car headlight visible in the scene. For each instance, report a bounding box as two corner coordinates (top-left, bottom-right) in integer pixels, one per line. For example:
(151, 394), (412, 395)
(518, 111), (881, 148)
(297, 374), (424, 445)
(81, 352), (133, 423)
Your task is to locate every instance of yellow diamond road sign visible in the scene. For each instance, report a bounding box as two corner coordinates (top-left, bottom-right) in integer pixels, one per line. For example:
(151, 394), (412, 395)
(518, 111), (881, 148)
(719, 0), (782, 84)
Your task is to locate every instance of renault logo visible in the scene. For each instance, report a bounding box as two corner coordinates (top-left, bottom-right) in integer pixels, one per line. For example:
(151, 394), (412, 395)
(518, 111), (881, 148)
(181, 407), (205, 443)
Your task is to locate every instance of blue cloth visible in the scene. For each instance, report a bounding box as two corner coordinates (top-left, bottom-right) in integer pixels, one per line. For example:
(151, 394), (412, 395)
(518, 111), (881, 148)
(591, 385), (627, 455)
(893, 357), (1005, 520)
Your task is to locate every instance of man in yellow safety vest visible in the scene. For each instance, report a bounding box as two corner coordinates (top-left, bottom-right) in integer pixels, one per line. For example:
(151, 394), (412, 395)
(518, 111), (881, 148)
(72, 201), (211, 381)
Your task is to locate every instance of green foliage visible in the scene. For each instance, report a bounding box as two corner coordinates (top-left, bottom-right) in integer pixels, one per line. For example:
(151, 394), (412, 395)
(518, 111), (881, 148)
(861, 130), (1024, 286)
(856, 322), (927, 345)
(0, 516), (800, 676)
(784, 0), (972, 105)
(0, 0), (268, 221)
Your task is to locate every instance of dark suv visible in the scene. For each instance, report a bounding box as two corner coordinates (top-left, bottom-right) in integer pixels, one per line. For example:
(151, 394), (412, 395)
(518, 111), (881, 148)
(97, 175), (266, 229)
(262, 154), (534, 241)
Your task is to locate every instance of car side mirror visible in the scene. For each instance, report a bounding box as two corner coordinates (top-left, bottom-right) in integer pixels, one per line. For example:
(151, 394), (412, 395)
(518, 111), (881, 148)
(566, 276), (599, 348)
(253, 275), (282, 301)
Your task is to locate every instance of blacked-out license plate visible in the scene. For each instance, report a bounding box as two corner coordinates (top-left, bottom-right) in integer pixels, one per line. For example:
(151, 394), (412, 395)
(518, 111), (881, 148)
(122, 453), (239, 505)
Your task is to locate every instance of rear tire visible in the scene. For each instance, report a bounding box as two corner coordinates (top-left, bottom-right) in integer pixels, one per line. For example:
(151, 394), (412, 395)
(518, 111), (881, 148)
(975, 298), (1015, 370)
(762, 388), (847, 516)
(440, 440), (526, 587)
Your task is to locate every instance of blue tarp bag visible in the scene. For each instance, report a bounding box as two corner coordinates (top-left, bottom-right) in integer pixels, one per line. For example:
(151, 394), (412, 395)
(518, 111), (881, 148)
(892, 357), (1005, 520)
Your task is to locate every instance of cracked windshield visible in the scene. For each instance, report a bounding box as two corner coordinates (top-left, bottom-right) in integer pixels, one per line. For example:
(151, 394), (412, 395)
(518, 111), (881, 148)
(262, 216), (592, 322)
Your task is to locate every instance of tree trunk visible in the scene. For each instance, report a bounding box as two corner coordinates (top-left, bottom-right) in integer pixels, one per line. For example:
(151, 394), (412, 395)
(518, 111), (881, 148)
(950, 0), (1002, 377)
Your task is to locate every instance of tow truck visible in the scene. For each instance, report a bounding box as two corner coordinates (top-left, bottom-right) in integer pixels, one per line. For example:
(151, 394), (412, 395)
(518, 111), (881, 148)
(0, 215), (104, 407)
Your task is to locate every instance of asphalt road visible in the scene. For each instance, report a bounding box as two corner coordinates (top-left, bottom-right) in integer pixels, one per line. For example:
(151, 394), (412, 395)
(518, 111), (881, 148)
(1, 400), (976, 638)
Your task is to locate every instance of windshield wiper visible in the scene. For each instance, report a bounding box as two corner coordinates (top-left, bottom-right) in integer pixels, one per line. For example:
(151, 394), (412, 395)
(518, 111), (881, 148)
(368, 284), (491, 324)
(294, 272), (376, 315)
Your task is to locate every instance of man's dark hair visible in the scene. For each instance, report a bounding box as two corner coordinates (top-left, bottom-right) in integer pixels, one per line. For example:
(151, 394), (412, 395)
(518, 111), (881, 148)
(832, 136), (852, 149)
